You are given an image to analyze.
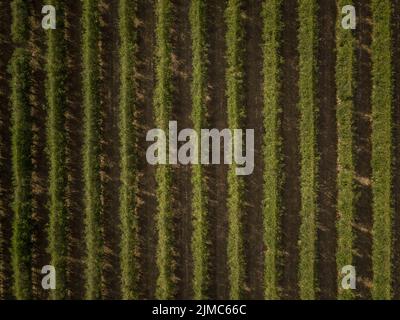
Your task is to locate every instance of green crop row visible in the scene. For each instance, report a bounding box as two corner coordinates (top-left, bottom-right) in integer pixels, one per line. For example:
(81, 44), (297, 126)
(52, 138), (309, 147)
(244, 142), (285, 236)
(118, 0), (139, 300)
(225, 0), (245, 300)
(154, 0), (175, 300)
(10, 0), (33, 300)
(45, 0), (68, 300)
(298, 0), (318, 300)
(82, 0), (103, 300)
(190, 0), (209, 300)
(371, 0), (393, 300)
(335, 0), (355, 300)
(262, 0), (282, 300)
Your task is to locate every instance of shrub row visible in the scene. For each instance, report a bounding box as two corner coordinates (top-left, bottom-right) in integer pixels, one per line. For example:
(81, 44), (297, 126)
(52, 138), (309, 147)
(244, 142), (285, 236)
(335, 0), (355, 300)
(118, 0), (139, 300)
(10, 0), (33, 300)
(371, 0), (393, 300)
(45, 0), (68, 300)
(262, 0), (282, 300)
(154, 0), (175, 300)
(297, 0), (318, 300)
(225, 0), (245, 300)
(82, 0), (103, 300)
(190, 0), (209, 300)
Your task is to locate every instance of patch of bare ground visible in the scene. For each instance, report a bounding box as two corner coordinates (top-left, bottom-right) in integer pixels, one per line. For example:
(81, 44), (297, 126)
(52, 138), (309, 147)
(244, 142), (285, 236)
(354, 0), (373, 300)
(280, 0), (301, 300)
(242, 0), (264, 300)
(64, 0), (85, 300)
(99, 0), (121, 300)
(0, 0), (13, 300)
(207, 0), (229, 300)
(392, 0), (400, 300)
(136, 0), (158, 299)
(316, 0), (338, 300)
(29, 0), (49, 300)
(171, 0), (193, 299)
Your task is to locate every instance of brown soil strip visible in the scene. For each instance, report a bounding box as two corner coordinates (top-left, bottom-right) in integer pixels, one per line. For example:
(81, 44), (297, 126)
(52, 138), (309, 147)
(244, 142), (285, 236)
(280, 0), (301, 300)
(171, 0), (193, 299)
(392, 0), (400, 300)
(136, 0), (158, 299)
(99, 0), (121, 300)
(0, 0), (13, 300)
(316, 0), (338, 300)
(64, 0), (85, 300)
(354, 0), (373, 300)
(242, 0), (264, 300)
(207, 0), (229, 300)
(29, 0), (50, 300)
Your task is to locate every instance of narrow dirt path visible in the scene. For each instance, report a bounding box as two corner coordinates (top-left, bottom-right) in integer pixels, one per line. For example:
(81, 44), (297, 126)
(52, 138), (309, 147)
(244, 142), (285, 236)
(391, 0), (400, 300)
(64, 0), (85, 300)
(136, 0), (158, 299)
(354, 0), (373, 299)
(99, 0), (121, 300)
(316, 0), (338, 300)
(280, 0), (301, 300)
(243, 0), (264, 300)
(0, 0), (13, 300)
(207, 0), (229, 300)
(171, 0), (193, 299)
(29, 0), (49, 300)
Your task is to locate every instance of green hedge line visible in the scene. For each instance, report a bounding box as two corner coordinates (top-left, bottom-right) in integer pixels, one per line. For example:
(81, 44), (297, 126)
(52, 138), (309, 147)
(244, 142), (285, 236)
(225, 0), (245, 300)
(298, 0), (318, 300)
(82, 0), (102, 300)
(118, 0), (139, 300)
(190, 0), (209, 300)
(371, 0), (393, 300)
(154, 0), (175, 300)
(45, 0), (68, 300)
(335, 0), (355, 300)
(262, 0), (282, 300)
(10, 0), (32, 300)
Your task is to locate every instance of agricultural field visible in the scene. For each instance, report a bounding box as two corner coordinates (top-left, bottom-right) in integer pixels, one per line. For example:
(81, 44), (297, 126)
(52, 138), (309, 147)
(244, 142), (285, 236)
(1, 0), (400, 301)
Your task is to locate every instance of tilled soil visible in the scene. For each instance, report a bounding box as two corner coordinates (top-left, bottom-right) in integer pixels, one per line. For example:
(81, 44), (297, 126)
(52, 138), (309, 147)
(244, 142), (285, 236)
(243, 0), (264, 300)
(0, 0), (13, 300)
(316, 0), (338, 300)
(280, 0), (301, 300)
(354, 0), (373, 300)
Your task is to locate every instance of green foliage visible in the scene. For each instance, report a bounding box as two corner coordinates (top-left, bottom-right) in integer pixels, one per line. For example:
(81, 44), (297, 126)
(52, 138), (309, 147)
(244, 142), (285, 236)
(118, 0), (139, 300)
(10, 0), (32, 300)
(335, 0), (355, 300)
(11, 0), (29, 44)
(82, 0), (102, 300)
(262, 0), (282, 300)
(225, 0), (245, 300)
(190, 0), (209, 300)
(45, 0), (68, 300)
(154, 0), (175, 300)
(371, 0), (393, 300)
(298, 0), (318, 300)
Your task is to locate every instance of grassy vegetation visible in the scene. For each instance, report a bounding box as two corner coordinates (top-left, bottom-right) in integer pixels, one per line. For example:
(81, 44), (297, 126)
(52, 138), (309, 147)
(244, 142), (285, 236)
(262, 0), (282, 300)
(118, 0), (139, 300)
(225, 0), (245, 300)
(10, 0), (32, 300)
(335, 0), (355, 300)
(154, 0), (175, 300)
(82, 0), (103, 300)
(371, 0), (393, 300)
(298, 0), (318, 300)
(45, 0), (68, 300)
(190, 0), (209, 300)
